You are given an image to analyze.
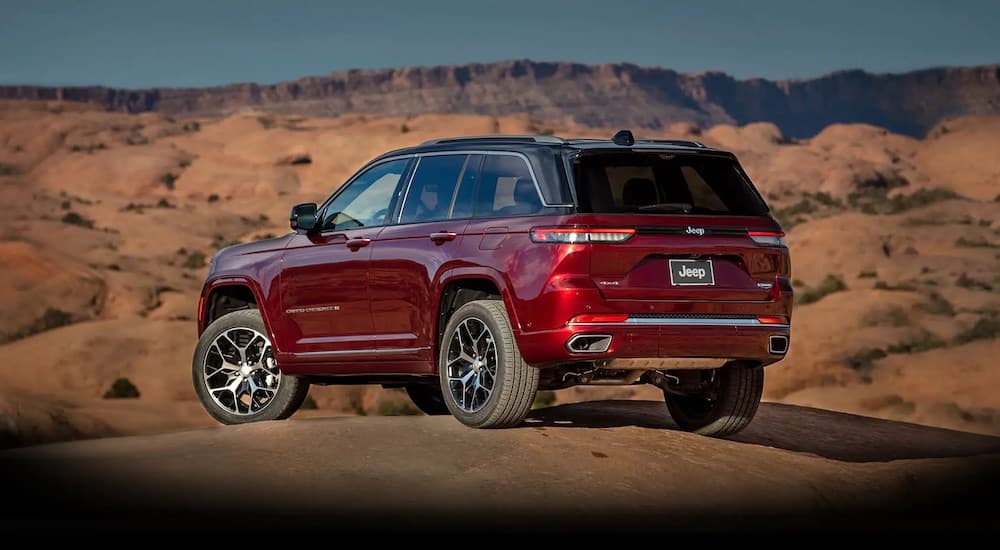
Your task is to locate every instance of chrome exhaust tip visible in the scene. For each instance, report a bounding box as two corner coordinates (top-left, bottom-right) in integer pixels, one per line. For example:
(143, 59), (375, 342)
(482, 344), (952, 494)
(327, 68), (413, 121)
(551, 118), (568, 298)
(768, 335), (789, 355)
(566, 334), (612, 353)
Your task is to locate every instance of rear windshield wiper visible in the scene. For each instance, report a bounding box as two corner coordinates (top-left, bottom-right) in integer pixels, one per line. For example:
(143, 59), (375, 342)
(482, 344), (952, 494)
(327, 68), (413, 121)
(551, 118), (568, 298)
(636, 202), (694, 213)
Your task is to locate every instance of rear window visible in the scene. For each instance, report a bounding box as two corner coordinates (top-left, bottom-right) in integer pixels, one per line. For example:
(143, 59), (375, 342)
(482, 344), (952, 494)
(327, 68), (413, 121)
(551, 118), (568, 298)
(572, 152), (767, 215)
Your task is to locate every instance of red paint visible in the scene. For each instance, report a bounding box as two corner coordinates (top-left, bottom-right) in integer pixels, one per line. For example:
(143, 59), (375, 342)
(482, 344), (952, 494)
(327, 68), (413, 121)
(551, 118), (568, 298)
(197, 144), (793, 377)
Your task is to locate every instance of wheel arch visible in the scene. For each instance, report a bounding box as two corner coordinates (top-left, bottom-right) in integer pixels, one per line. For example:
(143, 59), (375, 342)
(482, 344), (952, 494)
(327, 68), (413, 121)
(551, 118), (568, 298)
(433, 270), (522, 371)
(198, 278), (278, 346)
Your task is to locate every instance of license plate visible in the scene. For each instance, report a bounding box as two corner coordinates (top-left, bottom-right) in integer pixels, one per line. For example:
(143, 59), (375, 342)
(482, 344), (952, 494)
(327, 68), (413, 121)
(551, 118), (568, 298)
(669, 259), (715, 286)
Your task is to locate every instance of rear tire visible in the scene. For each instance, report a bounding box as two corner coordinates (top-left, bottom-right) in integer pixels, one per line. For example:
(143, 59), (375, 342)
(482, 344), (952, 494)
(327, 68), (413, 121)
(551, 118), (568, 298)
(405, 384), (450, 415)
(438, 300), (538, 428)
(192, 309), (310, 425)
(663, 362), (763, 437)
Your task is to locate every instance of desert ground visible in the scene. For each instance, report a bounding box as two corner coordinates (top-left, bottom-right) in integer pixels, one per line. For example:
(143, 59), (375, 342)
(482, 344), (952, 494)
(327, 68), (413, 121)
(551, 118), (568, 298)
(3, 400), (998, 533)
(0, 100), (998, 446)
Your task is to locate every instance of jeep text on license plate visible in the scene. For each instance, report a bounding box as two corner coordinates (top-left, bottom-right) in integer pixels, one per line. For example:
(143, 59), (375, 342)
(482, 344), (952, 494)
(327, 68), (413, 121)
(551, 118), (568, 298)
(669, 259), (715, 286)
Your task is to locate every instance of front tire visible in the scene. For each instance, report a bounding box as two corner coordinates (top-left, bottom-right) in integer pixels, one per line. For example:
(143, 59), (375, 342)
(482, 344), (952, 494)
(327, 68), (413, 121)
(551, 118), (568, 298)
(664, 362), (763, 437)
(192, 309), (310, 425)
(438, 300), (538, 428)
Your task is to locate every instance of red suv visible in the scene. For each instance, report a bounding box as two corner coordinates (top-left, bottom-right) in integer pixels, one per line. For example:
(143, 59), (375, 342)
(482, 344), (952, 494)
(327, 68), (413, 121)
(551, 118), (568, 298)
(193, 130), (791, 436)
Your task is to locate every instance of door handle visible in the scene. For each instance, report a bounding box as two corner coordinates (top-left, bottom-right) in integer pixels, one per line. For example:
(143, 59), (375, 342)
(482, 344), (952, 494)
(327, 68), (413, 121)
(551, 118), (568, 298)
(346, 238), (371, 250)
(429, 231), (458, 243)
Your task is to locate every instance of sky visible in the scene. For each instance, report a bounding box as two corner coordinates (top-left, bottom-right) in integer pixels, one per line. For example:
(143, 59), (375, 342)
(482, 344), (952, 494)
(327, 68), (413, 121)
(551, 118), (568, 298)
(1, 0), (998, 88)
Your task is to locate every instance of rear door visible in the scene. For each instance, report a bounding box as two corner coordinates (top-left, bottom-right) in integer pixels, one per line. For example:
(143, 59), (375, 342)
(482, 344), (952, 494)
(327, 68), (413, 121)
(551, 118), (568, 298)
(571, 151), (788, 302)
(367, 153), (480, 362)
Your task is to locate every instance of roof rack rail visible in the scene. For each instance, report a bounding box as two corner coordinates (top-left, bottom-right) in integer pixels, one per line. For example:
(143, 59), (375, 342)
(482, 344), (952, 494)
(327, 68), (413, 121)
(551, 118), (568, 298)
(420, 134), (565, 146)
(636, 139), (706, 148)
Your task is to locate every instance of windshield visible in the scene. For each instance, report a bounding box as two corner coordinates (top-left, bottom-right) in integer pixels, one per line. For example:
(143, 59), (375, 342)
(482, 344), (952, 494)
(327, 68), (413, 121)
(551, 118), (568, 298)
(571, 152), (768, 216)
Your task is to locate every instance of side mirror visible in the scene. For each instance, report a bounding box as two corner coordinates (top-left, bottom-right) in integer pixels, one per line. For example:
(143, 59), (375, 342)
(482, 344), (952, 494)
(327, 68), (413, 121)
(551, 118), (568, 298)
(290, 203), (318, 232)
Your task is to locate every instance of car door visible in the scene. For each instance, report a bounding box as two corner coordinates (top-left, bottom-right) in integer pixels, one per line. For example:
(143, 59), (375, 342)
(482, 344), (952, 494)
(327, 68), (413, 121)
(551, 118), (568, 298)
(368, 153), (481, 364)
(278, 157), (412, 362)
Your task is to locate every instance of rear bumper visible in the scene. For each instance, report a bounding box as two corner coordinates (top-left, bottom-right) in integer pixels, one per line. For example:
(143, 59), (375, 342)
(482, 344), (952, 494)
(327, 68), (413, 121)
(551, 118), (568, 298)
(515, 316), (790, 368)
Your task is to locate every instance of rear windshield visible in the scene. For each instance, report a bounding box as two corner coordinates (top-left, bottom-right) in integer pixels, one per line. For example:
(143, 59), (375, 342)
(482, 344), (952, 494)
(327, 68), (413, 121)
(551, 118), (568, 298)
(572, 152), (768, 215)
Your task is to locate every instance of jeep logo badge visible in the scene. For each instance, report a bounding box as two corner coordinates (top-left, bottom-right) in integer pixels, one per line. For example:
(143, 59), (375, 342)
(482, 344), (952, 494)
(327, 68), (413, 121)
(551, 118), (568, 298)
(677, 265), (708, 279)
(685, 226), (706, 236)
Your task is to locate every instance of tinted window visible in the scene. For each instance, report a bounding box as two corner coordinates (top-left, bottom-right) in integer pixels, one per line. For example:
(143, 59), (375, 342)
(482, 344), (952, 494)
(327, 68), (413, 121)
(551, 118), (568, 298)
(322, 158), (408, 231)
(450, 154), (482, 220)
(573, 152), (767, 215)
(474, 155), (542, 218)
(399, 155), (467, 224)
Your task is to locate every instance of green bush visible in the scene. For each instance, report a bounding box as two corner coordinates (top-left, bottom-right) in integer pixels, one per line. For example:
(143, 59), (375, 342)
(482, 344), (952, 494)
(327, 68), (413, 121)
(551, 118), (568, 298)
(915, 292), (955, 316)
(532, 390), (557, 409)
(956, 273), (993, 291)
(873, 280), (918, 292)
(954, 316), (1000, 344)
(61, 211), (94, 228)
(848, 187), (960, 215)
(858, 270), (877, 279)
(0, 162), (20, 176)
(796, 274), (847, 305)
(886, 329), (946, 354)
(400, 123), (410, 133)
(1, 308), (75, 343)
(863, 306), (910, 327)
(376, 400), (421, 416)
(181, 251), (207, 269)
(300, 395), (318, 410)
(160, 173), (178, 190)
(846, 348), (887, 371)
(103, 377), (140, 399)
(955, 237), (999, 249)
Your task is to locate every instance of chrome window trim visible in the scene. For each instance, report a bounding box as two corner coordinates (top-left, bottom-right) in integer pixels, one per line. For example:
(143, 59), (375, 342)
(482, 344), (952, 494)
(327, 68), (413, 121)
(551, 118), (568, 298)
(397, 150), (573, 222)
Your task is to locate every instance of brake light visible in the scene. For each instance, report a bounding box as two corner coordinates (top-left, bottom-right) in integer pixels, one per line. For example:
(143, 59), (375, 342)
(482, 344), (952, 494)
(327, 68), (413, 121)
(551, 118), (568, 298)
(756, 315), (787, 325)
(748, 231), (786, 247)
(568, 313), (629, 324)
(530, 227), (635, 243)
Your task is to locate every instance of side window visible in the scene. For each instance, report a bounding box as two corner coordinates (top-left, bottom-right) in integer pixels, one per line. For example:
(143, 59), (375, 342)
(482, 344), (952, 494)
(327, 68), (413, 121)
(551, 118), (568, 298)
(399, 154), (467, 224)
(450, 154), (482, 220)
(322, 158), (409, 231)
(474, 155), (541, 218)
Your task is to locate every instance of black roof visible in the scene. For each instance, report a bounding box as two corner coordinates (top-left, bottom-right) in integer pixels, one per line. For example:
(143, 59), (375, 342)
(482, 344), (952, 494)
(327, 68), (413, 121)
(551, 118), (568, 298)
(372, 132), (733, 162)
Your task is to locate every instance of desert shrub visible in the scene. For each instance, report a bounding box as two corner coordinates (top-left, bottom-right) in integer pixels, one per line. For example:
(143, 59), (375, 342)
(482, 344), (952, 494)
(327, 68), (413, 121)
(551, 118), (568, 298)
(0, 162), (20, 176)
(400, 123), (410, 133)
(254, 233), (277, 240)
(862, 306), (910, 327)
(376, 400), (421, 416)
(60, 200), (71, 210)
(61, 211), (94, 228)
(956, 273), (993, 291)
(178, 159), (191, 168)
(848, 187), (960, 215)
(181, 251), (207, 269)
(955, 237), (999, 249)
(858, 270), (877, 279)
(532, 391), (557, 409)
(207, 193), (220, 203)
(953, 316), (1000, 344)
(156, 198), (175, 208)
(806, 191), (842, 208)
(795, 274), (847, 305)
(103, 377), (140, 399)
(300, 395), (318, 410)
(1, 308), (75, 343)
(107, 263), (121, 271)
(160, 173), (178, 190)
(257, 116), (276, 129)
(182, 121), (200, 133)
(886, 329), (946, 354)
(915, 292), (955, 316)
(873, 280), (918, 292)
(846, 348), (887, 371)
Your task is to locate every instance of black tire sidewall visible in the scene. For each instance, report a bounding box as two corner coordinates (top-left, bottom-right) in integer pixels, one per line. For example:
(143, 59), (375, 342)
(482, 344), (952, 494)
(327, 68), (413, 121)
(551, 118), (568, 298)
(438, 301), (512, 426)
(664, 363), (763, 436)
(192, 309), (308, 424)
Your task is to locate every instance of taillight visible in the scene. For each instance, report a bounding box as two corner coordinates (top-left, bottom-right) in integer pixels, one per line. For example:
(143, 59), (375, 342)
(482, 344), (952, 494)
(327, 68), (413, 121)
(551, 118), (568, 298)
(530, 226), (635, 244)
(756, 315), (787, 325)
(568, 313), (629, 324)
(748, 230), (786, 247)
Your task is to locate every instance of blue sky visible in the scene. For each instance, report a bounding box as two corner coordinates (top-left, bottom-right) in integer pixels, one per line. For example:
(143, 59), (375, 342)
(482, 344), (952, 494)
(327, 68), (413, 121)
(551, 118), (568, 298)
(1, 0), (997, 88)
